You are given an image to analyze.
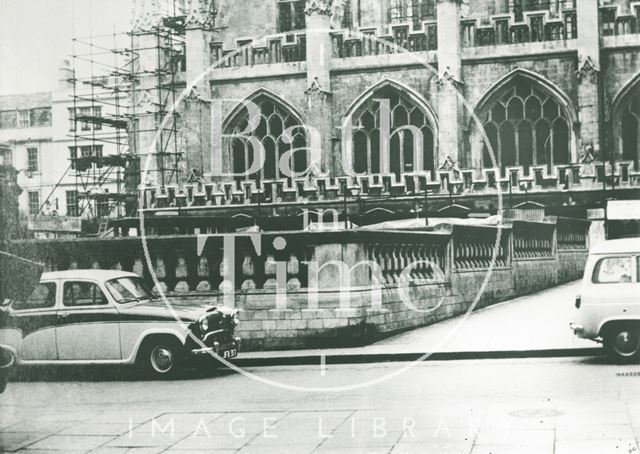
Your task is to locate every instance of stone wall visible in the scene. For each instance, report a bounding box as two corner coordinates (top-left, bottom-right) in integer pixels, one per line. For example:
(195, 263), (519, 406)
(513, 257), (559, 296)
(9, 217), (590, 351)
(558, 250), (589, 283)
(451, 268), (515, 310)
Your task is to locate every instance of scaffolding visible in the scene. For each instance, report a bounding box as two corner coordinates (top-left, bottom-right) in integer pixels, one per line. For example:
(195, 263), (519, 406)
(68, 1), (186, 223)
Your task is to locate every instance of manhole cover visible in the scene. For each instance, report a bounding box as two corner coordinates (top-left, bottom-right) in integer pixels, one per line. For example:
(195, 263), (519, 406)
(509, 409), (564, 419)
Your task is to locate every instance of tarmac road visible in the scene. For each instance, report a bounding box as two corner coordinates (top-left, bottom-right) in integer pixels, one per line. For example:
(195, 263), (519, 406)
(2, 355), (640, 453)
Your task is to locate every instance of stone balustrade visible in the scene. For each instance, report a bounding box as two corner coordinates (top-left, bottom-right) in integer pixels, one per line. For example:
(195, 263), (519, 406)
(367, 239), (447, 284)
(9, 231), (451, 294)
(9, 217), (589, 350)
(557, 217), (590, 251)
(512, 220), (555, 259)
(453, 225), (510, 270)
(10, 218), (588, 294)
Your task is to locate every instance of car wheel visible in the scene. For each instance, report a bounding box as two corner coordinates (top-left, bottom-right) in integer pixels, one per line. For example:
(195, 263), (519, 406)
(138, 338), (184, 379)
(604, 325), (640, 363)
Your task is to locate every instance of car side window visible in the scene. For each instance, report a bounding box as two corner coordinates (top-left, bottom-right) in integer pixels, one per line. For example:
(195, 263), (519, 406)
(592, 257), (633, 284)
(12, 283), (57, 311)
(63, 281), (108, 307)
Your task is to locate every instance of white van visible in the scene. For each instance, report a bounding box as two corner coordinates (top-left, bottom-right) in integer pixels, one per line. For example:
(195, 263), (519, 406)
(570, 238), (640, 362)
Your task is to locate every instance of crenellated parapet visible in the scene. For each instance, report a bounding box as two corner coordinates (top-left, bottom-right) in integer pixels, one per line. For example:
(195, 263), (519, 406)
(600, 1), (640, 37)
(331, 21), (438, 59)
(209, 33), (307, 68)
(461, 1), (577, 48)
(135, 161), (640, 214)
(207, 22), (438, 69)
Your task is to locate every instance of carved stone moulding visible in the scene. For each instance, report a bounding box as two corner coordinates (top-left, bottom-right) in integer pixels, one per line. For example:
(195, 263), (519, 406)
(576, 56), (600, 84)
(305, 0), (333, 16)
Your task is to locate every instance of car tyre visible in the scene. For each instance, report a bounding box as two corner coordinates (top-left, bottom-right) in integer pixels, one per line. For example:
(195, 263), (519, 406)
(603, 324), (640, 364)
(138, 337), (184, 379)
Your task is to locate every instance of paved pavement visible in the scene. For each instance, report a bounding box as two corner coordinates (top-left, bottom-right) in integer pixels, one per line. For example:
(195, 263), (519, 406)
(2, 357), (640, 453)
(238, 280), (598, 365)
(0, 281), (617, 453)
(372, 280), (593, 352)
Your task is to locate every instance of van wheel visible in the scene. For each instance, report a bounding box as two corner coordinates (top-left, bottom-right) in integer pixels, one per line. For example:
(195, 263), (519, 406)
(604, 325), (640, 363)
(137, 337), (184, 379)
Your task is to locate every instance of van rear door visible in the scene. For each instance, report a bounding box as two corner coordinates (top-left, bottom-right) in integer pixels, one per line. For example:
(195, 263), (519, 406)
(587, 255), (639, 332)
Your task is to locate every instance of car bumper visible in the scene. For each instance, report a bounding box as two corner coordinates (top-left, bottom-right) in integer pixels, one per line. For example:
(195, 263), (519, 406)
(190, 337), (241, 360)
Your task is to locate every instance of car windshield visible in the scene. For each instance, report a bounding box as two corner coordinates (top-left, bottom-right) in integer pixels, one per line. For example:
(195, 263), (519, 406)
(105, 277), (155, 304)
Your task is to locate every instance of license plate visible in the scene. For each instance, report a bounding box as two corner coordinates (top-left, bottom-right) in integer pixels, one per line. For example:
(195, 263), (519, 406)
(222, 349), (237, 359)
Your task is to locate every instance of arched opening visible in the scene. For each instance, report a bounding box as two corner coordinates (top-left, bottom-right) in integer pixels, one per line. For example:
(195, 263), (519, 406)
(474, 72), (574, 174)
(613, 75), (640, 169)
(344, 81), (437, 179)
(223, 93), (308, 183)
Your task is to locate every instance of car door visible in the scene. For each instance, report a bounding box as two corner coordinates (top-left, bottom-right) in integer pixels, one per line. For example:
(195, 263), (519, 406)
(8, 281), (59, 361)
(55, 280), (121, 361)
(587, 255), (639, 323)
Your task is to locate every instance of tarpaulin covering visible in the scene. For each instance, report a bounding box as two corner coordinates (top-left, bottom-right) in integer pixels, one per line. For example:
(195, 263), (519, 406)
(0, 251), (43, 302)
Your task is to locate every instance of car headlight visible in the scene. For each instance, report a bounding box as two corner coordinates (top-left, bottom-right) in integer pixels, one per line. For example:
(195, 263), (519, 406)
(199, 315), (209, 332)
(233, 311), (240, 326)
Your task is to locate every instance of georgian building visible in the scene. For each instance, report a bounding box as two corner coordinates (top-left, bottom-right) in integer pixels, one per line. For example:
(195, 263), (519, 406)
(124, 0), (640, 233)
(0, 92), (55, 220)
(0, 61), (125, 236)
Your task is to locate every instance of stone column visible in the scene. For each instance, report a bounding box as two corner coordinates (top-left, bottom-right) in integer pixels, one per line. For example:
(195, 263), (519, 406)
(436, 0), (463, 167)
(305, 0), (333, 175)
(130, 2), (165, 188)
(184, 0), (214, 179)
(575, 0), (602, 162)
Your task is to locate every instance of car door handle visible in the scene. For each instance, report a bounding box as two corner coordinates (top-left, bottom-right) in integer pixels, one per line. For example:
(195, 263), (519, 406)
(58, 312), (70, 318)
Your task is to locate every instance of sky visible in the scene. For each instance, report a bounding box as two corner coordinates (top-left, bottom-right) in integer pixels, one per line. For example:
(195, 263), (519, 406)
(0, 0), (133, 95)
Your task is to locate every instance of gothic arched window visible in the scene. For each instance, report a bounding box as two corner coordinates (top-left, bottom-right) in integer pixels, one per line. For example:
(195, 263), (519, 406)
(618, 90), (640, 167)
(225, 95), (307, 182)
(481, 76), (571, 171)
(350, 85), (436, 177)
(278, 0), (305, 32)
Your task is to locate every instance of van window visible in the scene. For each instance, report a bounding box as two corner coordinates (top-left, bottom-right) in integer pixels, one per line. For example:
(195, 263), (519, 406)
(592, 257), (633, 284)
